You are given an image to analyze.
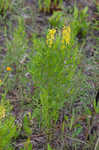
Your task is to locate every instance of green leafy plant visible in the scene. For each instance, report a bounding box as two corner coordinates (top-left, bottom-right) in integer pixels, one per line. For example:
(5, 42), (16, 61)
(48, 11), (65, 27)
(27, 22), (80, 129)
(0, 94), (19, 150)
(38, 0), (63, 12)
(72, 5), (89, 39)
(23, 113), (32, 136)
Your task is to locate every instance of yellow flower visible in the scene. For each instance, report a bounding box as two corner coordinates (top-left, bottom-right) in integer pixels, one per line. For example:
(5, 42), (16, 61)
(6, 67), (12, 71)
(46, 28), (56, 47)
(66, 26), (71, 33)
(0, 105), (6, 119)
(61, 25), (71, 47)
(0, 80), (2, 83)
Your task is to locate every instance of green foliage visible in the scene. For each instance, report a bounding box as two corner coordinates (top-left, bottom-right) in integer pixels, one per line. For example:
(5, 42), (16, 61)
(4, 17), (28, 66)
(0, 96), (19, 150)
(27, 21), (80, 129)
(72, 5), (89, 38)
(38, 0), (63, 12)
(47, 144), (53, 150)
(1, 17), (28, 91)
(72, 126), (83, 137)
(48, 11), (65, 27)
(93, 99), (99, 113)
(0, 0), (12, 17)
(23, 114), (32, 136)
(0, 116), (17, 150)
(20, 138), (32, 150)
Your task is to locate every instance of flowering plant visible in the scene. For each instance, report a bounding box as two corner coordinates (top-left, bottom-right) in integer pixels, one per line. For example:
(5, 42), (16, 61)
(28, 24), (80, 128)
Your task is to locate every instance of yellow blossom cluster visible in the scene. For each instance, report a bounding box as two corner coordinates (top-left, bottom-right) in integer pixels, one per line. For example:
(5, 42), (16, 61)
(0, 105), (6, 120)
(46, 29), (56, 47)
(61, 25), (71, 47)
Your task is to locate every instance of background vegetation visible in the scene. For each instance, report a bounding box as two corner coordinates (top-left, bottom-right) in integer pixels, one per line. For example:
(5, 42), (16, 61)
(0, 0), (99, 150)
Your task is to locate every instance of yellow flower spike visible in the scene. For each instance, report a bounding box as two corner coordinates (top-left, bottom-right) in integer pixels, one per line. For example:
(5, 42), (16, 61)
(0, 80), (2, 83)
(46, 28), (56, 47)
(0, 105), (6, 119)
(67, 26), (71, 33)
(6, 67), (12, 71)
(61, 25), (71, 47)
